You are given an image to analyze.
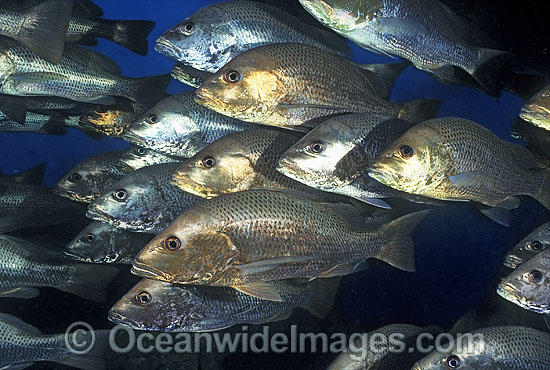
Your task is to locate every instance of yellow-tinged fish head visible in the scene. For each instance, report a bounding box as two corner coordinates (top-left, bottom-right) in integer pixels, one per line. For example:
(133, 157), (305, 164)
(369, 125), (452, 195)
(132, 207), (237, 285)
(195, 49), (286, 123)
(520, 88), (550, 130)
(171, 138), (255, 198)
(299, 0), (377, 32)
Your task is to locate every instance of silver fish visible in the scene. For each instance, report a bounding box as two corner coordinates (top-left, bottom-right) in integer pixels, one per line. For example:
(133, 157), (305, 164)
(118, 146), (182, 170)
(504, 221), (550, 269)
(0, 111), (79, 135)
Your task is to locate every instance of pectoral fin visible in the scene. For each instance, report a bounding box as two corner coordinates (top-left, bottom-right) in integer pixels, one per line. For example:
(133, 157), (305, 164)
(374, 17), (428, 37)
(236, 256), (314, 276)
(234, 282), (282, 302)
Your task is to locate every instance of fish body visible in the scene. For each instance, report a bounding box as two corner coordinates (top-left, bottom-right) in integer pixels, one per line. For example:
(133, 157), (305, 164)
(520, 85), (550, 131)
(171, 63), (213, 88)
(118, 146), (182, 170)
(504, 221), (550, 269)
(0, 183), (85, 232)
(125, 92), (256, 157)
(413, 326), (550, 369)
(86, 162), (200, 233)
(369, 117), (550, 210)
(108, 277), (340, 332)
(65, 221), (153, 264)
(132, 190), (428, 289)
(155, 0), (351, 73)
(195, 43), (440, 130)
(299, 0), (507, 93)
(172, 129), (333, 199)
(0, 110), (78, 134)
(498, 248), (550, 315)
(0, 234), (117, 302)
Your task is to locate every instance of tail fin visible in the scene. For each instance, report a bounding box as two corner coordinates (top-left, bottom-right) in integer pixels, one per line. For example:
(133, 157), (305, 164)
(57, 329), (110, 370)
(42, 116), (68, 135)
(60, 264), (118, 303)
(3, 163), (46, 185)
(17, 0), (73, 64)
(535, 169), (550, 210)
(400, 99), (442, 123)
(0, 95), (28, 125)
(375, 210), (431, 271)
(360, 62), (408, 99)
(303, 277), (341, 318)
(471, 48), (512, 96)
(100, 19), (155, 56)
(131, 74), (171, 108)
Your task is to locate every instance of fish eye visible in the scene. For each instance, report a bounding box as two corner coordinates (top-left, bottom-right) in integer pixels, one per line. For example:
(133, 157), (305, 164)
(224, 70), (241, 84)
(165, 236), (182, 251)
(136, 291), (152, 305)
(528, 269), (543, 283)
(309, 140), (324, 154)
(202, 156), (216, 168)
(528, 240), (543, 251)
(146, 114), (159, 124)
(399, 145), (415, 159)
(445, 355), (462, 368)
(68, 173), (82, 183)
(83, 233), (95, 242)
(113, 189), (128, 202)
(181, 21), (195, 35)
(136, 147), (146, 155)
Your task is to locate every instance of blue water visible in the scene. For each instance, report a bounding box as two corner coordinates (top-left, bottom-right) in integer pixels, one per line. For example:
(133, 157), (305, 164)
(1, 1), (549, 367)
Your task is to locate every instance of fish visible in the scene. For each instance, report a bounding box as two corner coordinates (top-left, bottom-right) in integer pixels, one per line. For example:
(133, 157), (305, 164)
(195, 43), (441, 130)
(54, 149), (134, 203)
(328, 324), (442, 370)
(78, 99), (147, 137)
(520, 85), (550, 131)
(171, 129), (335, 200)
(125, 92), (256, 157)
(0, 0), (72, 64)
(0, 39), (170, 108)
(0, 110), (79, 135)
(412, 326), (550, 369)
(0, 234), (117, 302)
(117, 145), (182, 170)
(0, 313), (109, 369)
(2, 0), (155, 56)
(0, 163), (45, 185)
(171, 63), (213, 88)
(108, 277), (340, 332)
(155, 0), (351, 73)
(369, 117), (550, 211)
(132, 189), (429, 300)
(65, 221), (154, 264)
(299, 0), (509, 95)
(498, 248), (550, 315)
(0, 183), (86, 233)
(504, 221), (550, 269)
(86, 162), (201, 233)
(511, 118), (550, 165)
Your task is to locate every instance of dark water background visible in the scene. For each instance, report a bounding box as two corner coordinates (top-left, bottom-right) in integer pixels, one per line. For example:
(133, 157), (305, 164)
(1, 0), (549, 369)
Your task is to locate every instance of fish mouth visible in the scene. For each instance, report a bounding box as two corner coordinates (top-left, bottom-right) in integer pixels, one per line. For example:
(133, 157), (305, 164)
(86, 206), (118, 226)
(497, 282), (523, 303)
(53, 188), (94, 203)
(132, 260), (173, 281)
(368, 167), (393, 184)
(277, 157), (306, 180)
(154, 38), (179, 58)
(123, 131), (149, 147)
(503, 255), (523, 269)
(107, 310), (143, 329)
(171, 172), (208, 197)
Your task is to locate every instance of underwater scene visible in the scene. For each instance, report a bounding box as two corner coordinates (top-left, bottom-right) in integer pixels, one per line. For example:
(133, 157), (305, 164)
(1, 0), (550, 369)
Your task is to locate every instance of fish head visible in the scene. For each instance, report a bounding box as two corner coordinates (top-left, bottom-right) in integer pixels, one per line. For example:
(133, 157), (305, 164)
(172, 135), (255, 198)
(498, 250), (550, 314)
(86, 174), (160, 232)
(504, 222), (550, 268)
(299, 0), (376, 32)
(412, 343), (492, 370)
(369, 125), (452, 195)
(520, 88), (550, 129)
(119, 146), (177, 170)
(195, 48), (285, 123)
(108, 279), (206, 332)
(65, 221), (119, 263)
(155, 6), (234, 72)
(278, 117), (357, 191)
(133, 207), (236, 285)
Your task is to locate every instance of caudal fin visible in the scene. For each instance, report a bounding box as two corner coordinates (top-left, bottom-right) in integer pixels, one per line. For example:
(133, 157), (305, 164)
(131, 74), (171, 108)
(303, 277), (341, 318)
(400, 99), (442, 123)
(100, 19), (155, 56)
(17, 0), (73, 64)
(375, 210), (431, 272)
(60, 264), (118, 302)
(535, 169), (550, 210)
(471, 48), (512, 96)
(360, 62), (408, 99)
(58, 329), (110, 370)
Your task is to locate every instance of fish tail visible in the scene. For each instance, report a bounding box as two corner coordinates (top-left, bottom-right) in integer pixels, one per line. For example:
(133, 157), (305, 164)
(400, 98), (442, 123)
(60, 264), (118, 303)
(130, 74), (171, 108)
(375, 210), (431, 272)
(42, 115), (68, 135)
(303, 277), (341, 319)
(98, 19), (155, 56)
(57, 329), (110, 370)
(535, 169), (550, 210)
(17, 0), (73, 64)
(470, 47), (512, 96)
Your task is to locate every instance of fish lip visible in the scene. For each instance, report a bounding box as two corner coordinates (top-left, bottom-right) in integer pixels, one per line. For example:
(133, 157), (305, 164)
(107, 310), (141, 329)
(132, 260), (173, 281)
(123, 131), (148, 147)
(497, 282), (521, 302)
(154, 38), (178, 57)
(503, 255), (523, 269)
(86, 206), (116, 225)
(53, 188), (94, 203)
